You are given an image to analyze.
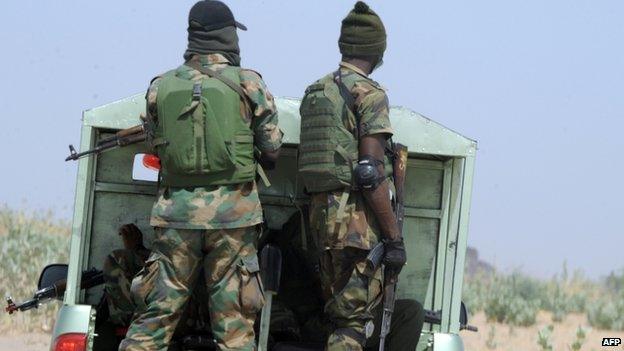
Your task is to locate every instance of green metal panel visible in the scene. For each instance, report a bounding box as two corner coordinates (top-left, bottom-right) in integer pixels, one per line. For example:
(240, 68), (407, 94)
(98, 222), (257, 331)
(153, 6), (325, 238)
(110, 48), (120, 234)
(397, 159), (446, 312)
(448, 156), (476, 333)
(430, 160), (454, 333)
(83, 94), (145, 130)
(439, 159), (464, 332)
(68, 93), (476, 351)
(66, 124), (96, 305)
(87, 135), (157, 304)
(83, 95), (477, 158)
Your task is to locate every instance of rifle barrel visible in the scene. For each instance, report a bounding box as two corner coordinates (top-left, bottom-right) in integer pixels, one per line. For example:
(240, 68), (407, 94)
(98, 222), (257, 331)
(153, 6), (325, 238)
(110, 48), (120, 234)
(65, 132), (146, 162)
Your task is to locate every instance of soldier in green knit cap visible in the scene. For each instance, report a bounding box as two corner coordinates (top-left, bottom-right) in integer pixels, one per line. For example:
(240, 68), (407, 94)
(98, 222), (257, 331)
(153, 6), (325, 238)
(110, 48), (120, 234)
(298, 2), (424, 350)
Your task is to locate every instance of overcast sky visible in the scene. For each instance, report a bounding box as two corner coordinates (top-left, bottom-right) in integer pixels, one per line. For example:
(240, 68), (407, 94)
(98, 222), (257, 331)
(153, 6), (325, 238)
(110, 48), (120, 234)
(0, 0), (622, 279)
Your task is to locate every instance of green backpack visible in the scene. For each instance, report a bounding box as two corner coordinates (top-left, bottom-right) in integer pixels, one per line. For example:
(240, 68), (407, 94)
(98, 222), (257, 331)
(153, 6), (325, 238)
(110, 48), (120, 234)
(153, 65), (256, 187)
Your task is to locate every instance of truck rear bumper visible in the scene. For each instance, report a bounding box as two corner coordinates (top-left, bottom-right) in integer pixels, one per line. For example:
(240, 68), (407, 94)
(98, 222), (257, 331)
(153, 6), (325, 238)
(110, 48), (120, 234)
(431, 332), (465, 351)
(50, 304), (96, 350)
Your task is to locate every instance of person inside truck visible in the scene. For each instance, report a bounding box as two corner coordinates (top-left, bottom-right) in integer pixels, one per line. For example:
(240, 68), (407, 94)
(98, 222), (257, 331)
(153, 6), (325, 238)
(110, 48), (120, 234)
(102, 224), (151, 330)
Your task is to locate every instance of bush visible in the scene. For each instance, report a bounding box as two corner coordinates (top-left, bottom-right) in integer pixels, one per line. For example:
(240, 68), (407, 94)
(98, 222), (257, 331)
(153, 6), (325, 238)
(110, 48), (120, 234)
(541, 264), (590, 321)
(480, 272), (540, 326)
(537, 324), (554, 351)
(604, 269), (624, 294)
(587, 291), (624, 330)
(463, 262), (599, 326)
(0, 206), (70, 333)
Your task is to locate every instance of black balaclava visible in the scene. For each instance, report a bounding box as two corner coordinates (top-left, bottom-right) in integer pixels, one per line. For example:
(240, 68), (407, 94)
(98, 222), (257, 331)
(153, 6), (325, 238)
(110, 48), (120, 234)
(183, 1), (247, 66)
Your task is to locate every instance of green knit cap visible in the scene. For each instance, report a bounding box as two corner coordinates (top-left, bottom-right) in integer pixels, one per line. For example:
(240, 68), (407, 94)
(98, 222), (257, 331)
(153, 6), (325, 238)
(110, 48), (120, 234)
(339, 1), (387, 57)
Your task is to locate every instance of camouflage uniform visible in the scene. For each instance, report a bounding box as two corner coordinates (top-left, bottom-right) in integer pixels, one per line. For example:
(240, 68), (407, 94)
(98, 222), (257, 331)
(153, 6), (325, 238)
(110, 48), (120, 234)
(120, 53), (282, 351)
(308, 62), (393, 351)
(103, 248), (150, 326)
(271, 210), (424, 350)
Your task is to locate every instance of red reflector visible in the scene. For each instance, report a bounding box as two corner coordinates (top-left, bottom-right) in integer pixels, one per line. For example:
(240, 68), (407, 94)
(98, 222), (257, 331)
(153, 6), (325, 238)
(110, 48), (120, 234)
(52, 333), (87, 351)
(142, 154), (161, 171)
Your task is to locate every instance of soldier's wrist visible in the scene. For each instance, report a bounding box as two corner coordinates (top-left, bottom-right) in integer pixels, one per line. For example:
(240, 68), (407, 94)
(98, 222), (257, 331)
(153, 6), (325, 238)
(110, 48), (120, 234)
(383, 236), (402, 244)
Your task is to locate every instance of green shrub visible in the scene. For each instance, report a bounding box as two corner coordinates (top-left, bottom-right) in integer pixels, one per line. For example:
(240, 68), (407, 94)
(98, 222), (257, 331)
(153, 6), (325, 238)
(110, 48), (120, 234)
(587, 291), (624, 331)
(541, 264), (590, 321)
(537, 325), (554, 351)
(485, 325), (497, 349)
(586, 269), (624, 331)
(568, 326), (586, 351)
(604, 269), (624, 294)
(463, 261), (600, 327)
(481, 272), (540, 326)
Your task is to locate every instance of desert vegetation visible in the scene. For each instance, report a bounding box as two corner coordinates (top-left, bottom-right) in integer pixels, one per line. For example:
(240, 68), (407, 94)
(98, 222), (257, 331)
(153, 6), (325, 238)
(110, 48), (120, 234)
(463, 264), (624, 331)
(462, 251), (624, 350)
(0, 206), (70, 333)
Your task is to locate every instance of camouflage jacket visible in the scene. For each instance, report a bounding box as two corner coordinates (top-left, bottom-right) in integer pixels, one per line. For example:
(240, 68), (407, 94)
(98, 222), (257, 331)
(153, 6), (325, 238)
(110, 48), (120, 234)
(147, 54), (282, 230)
(308, 62), (394, 250)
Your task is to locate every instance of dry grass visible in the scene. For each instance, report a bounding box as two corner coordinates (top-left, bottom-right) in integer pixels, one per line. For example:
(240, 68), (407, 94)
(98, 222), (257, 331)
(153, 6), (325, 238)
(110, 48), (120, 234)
(0, 206), (70, 333)
(462, 311), (624, 351)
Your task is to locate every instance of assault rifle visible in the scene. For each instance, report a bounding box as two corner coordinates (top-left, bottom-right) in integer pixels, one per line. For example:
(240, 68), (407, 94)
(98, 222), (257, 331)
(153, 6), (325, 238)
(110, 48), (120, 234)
(367, 143), (408, 351)
(5, 268), (103, 314)
(65, 120), (147, 161)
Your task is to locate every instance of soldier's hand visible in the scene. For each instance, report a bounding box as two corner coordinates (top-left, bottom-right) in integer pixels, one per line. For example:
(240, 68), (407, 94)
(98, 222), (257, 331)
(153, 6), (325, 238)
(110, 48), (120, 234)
(383, 239), (407, 275)
(119, 224), (143, 251)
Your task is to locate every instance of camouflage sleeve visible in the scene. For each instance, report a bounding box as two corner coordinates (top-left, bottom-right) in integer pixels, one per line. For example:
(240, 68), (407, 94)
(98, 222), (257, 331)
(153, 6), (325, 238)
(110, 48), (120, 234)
(240, 69), (283, 152)
(145, 77), (162, 124)
(143, 77), (162, 153)
(352, 81), (394, 138)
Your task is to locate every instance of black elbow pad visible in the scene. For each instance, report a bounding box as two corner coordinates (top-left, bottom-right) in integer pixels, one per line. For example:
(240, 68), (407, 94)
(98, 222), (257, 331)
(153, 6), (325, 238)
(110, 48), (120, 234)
(354, 156), (385, 190)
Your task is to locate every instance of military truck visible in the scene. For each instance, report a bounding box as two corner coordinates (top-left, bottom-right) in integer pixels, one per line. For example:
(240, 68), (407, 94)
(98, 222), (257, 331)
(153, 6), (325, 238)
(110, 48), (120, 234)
(27, 94), (476, 351)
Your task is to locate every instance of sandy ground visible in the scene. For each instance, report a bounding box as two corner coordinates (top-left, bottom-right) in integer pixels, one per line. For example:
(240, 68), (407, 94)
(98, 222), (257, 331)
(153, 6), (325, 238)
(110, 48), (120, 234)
(0, 332), (50, 351)
(462, 311), (624, 351)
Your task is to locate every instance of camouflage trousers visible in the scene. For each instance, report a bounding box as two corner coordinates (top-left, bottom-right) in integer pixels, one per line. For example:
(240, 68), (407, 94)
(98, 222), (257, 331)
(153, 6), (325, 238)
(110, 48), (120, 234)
(119, 226), (264, 351)
(320, 248), (383, 351)
(103, 249), (149, 326)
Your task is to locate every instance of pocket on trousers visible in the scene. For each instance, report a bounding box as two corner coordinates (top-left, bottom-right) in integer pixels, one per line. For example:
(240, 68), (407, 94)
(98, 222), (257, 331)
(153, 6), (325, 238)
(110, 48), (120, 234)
(356, 260), (382, 305)
(131, 252), (161, 311)
(239, 253), (265, 315)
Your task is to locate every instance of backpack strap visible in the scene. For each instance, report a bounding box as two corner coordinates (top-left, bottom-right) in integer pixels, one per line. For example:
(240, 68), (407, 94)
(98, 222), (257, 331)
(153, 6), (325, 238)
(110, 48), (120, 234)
(333, 70), (356, 111)
(333, 70), (360, 140)
(333, 70), (359, 208)
(185, 60), (252, 115)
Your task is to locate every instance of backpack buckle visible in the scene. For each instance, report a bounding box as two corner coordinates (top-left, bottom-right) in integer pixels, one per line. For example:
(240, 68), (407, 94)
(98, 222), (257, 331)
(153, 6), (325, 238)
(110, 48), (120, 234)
(192, 83), (202, 100)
